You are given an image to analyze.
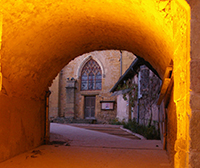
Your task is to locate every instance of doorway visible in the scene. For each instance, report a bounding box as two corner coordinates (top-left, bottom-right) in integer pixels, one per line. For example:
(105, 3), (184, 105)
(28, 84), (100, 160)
(84, 96), (96, 119)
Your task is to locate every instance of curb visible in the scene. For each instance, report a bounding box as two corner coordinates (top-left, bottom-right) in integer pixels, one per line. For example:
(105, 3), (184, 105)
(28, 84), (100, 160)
(120, 126), (147, 140)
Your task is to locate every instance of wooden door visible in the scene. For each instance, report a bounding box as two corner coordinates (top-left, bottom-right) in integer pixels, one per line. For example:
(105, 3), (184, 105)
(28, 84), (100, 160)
(84, 96), (95, 119)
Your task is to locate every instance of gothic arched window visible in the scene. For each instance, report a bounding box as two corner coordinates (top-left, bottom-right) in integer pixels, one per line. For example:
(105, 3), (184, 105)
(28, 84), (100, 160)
(81, 59), (102, 90)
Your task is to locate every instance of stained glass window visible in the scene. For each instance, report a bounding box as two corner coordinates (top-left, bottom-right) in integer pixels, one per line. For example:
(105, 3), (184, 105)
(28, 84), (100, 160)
(81, 59), (102, 90)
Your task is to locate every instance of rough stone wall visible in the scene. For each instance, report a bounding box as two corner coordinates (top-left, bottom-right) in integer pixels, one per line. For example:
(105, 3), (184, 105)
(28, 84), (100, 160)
(173, 1), (191, 167)
(187, 0), (200, 167)
(96, 97), (118, 123)
(65, 80), (76, 118)
(49, 75), (59, 119)
(0, 4), (46, 162)
(166, 89), (177, 165)
(0, 95), (45, 163)
(49, 50), (135, 123)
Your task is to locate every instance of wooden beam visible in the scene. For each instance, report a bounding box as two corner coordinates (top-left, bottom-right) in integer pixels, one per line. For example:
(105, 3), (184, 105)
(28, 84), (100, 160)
(157, 78), (171, 105)
(163, 66), (173, 79)
(157, 64), (173, 105)
(164, 74), (174, 107)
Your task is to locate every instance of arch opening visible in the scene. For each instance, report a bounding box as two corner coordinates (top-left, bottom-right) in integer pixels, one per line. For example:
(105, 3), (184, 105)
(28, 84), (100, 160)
(1, 0), (175, 99)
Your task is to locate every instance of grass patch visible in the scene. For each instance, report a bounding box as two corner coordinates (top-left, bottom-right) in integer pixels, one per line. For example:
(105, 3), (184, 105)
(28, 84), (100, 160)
(110, 118), (160, 140)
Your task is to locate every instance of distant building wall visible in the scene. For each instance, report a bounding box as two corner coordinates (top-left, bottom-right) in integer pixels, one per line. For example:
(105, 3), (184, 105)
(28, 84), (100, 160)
(116, 94), (129, 122)
(49, 75), (59, 119)
(122, 51), (136, 75)
(138, 67), (161, 127)
(49, 50), (136, 123)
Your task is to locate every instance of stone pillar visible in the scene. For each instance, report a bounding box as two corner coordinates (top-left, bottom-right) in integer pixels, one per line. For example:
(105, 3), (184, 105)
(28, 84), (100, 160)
(173, 1), (191, 167)
(65, 79), (76, 119)
(187, 0), (200, 167)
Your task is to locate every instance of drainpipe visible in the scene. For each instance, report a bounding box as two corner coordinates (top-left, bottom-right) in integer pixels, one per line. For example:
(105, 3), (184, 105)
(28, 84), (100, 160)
(45, 90), (51, 144)
(137, 67), (141, 124)
(120, 50), (122, 76)
(137, 99), (140, 124)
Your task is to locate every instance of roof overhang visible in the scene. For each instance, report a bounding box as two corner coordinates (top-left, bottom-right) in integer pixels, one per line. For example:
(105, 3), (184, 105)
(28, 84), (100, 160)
(110, 57), (160, 92)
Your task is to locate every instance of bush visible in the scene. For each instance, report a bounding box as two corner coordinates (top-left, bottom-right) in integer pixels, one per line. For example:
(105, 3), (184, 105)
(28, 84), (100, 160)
(123, 119), (160, 140)
(109, 118), (123, 125)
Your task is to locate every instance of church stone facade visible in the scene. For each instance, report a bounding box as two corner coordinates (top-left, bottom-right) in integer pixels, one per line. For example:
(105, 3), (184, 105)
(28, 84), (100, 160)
(49, 50), (136, 123)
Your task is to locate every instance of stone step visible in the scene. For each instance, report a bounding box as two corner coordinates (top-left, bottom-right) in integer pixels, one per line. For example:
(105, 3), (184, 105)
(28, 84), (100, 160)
(72, 119), (97, 124)
(51, 117), (97, 124)
(71, 124), (141, 140)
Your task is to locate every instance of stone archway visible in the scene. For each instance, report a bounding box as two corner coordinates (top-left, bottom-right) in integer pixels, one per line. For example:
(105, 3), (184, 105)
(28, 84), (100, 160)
(0, 0), (197, 167)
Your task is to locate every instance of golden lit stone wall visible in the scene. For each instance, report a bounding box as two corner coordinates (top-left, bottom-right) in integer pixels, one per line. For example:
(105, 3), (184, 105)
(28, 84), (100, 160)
(167, 89), (177, 165)
(173, 1), (191, 168)
(0, 95), (45, 162)
(1, 0), (173, 100)
(0, 0), (194, 165)
(0, 13), (2, 92)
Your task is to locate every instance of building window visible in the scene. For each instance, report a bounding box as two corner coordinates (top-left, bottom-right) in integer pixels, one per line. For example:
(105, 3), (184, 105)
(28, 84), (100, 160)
(81, 59), (102, 90)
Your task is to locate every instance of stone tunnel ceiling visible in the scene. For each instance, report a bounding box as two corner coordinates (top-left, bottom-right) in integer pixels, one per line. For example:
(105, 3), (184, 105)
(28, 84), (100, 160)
(1, 0), (174, 99)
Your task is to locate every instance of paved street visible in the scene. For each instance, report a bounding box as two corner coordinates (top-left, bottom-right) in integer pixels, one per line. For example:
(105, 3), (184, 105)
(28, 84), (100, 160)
(0, 123), (172, 168)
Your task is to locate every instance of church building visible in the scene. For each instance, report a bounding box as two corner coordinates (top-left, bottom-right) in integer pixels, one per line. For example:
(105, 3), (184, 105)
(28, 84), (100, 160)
(49, 50), (136, 123)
